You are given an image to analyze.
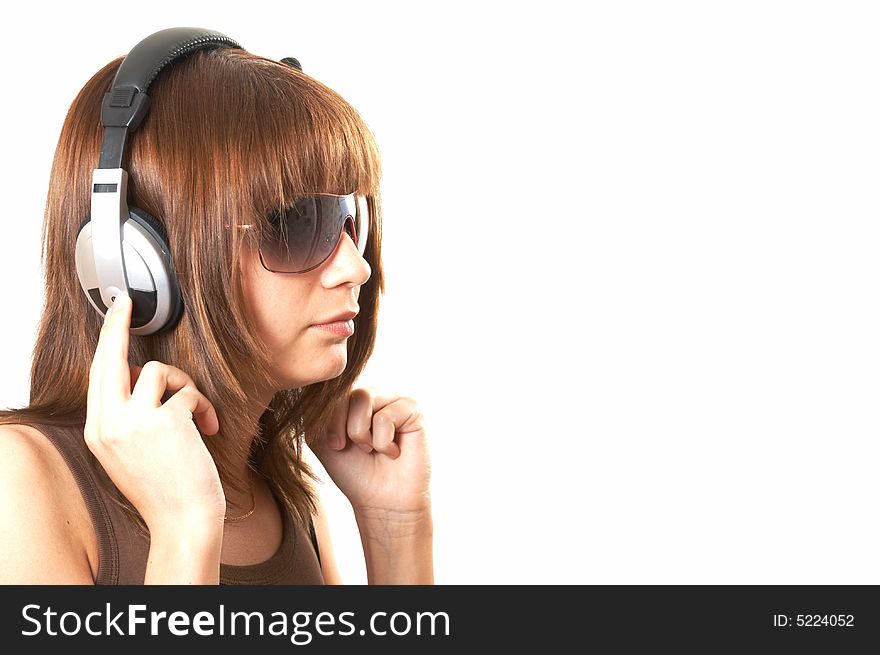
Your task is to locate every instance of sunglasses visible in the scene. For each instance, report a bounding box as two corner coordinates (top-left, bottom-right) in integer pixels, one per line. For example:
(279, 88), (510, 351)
(235, 193), (370, 274)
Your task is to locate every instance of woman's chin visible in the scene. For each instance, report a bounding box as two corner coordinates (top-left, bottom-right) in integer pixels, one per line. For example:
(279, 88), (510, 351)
(280, 354), (348, 388)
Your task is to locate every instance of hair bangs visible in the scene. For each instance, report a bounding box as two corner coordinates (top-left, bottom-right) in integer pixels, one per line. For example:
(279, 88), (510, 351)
(218, 54), (383, 243)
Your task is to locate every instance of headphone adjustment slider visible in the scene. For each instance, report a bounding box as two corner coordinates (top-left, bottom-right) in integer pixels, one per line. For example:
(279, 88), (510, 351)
(101, 87), (152, 132)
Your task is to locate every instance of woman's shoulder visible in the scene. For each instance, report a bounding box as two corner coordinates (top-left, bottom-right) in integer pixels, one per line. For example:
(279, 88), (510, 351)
(0, 422), (98, 582)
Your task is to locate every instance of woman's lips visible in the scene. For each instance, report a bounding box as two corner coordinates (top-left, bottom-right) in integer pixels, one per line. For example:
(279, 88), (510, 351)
(309, 319), (355, 336)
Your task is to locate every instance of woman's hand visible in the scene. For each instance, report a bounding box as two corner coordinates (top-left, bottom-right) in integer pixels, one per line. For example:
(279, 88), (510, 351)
(84, 293), (226, 534)
(309, 387), (432, 518)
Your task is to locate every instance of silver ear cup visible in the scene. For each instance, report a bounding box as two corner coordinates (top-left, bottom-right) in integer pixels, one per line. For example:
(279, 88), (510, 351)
(75, 209), (183, 336)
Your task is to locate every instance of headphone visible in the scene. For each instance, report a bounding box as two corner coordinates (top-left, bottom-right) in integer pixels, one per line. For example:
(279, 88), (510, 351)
(74, 27), (302, 336)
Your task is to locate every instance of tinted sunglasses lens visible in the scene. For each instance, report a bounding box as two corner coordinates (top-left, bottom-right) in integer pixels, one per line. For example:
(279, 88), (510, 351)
(259, 194), (368, 273)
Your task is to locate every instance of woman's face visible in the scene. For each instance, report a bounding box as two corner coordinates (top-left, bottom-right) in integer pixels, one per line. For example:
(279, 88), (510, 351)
(239, 230), (371, 391)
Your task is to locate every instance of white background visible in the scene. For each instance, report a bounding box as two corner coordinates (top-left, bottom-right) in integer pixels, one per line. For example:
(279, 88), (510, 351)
(1, 1), (878, 584)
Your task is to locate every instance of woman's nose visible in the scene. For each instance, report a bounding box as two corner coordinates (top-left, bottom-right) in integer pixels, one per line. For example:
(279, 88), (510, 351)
(323, 229), (371, 286)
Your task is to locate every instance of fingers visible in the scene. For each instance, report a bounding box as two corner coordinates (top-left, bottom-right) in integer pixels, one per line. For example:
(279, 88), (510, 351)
(363, 394), (420, 458)
(319, 386), (423, 460)
(89, 293), (133, 406)
(85, 293), (220, 438)
(130, 360), (196, 407)
(347, 388), (376, 453)
(325, 391), (352, 451)
(163, 386), (220, 436)
(130, 361), (219, 436)
(369, 411), (399, 458)
(345, 388), (414, 458)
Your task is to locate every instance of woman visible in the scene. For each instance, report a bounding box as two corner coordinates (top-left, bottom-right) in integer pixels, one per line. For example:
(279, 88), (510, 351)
(0, 28), (433, 584)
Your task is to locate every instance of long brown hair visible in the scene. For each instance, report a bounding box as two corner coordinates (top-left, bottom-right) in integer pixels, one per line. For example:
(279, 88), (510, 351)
(0, 46), (384, 538)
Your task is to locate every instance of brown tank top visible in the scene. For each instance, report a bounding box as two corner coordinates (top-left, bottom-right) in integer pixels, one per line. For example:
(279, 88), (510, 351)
(22, 421), (324, 585)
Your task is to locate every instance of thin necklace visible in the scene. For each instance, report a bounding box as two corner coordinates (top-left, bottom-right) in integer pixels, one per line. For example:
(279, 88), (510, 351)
(224, 485), (256, 522)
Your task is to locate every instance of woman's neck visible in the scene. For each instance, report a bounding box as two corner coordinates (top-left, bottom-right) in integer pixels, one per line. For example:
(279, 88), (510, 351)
(221, 392), (274, 516)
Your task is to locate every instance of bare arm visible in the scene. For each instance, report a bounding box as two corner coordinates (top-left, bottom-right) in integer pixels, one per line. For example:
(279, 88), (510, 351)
(311, 488), (344, 584)
(0, 425), (96, 583)
(0, 425), (223, 584)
